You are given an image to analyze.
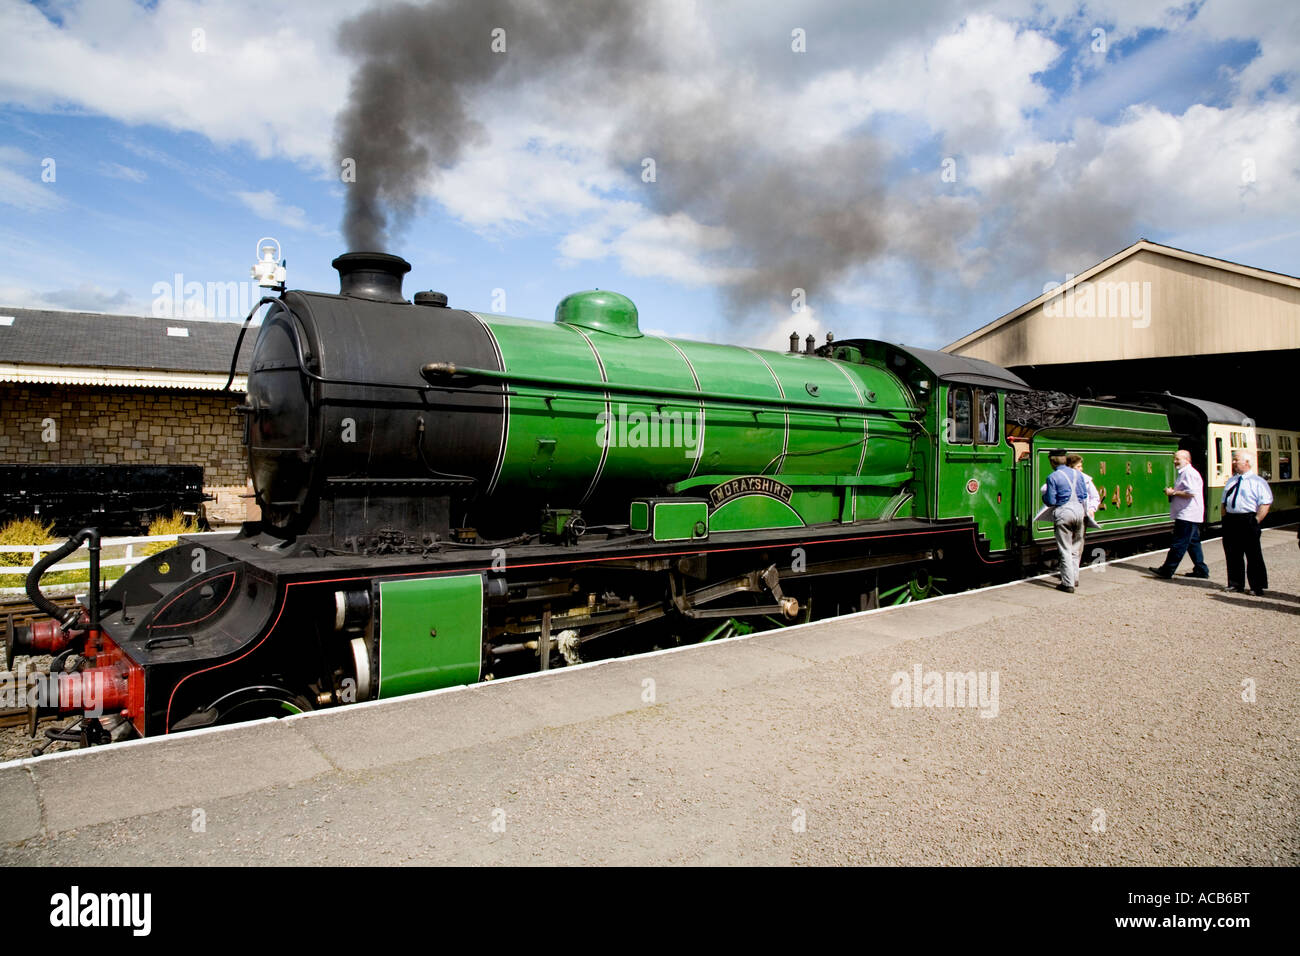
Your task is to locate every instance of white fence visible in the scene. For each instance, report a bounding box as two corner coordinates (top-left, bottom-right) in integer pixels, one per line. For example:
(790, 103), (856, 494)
(0, 532), (230, 600)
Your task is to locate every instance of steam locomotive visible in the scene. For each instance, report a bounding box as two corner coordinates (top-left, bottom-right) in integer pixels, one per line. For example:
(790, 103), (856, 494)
(13, 251), (1260, 749)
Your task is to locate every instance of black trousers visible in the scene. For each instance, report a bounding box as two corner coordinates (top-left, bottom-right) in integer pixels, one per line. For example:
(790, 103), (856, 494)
(1222, 512), (1267, 591)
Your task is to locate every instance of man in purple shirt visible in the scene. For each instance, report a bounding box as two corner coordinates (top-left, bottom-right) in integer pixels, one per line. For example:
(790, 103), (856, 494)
(1149, 449), (1209, 579)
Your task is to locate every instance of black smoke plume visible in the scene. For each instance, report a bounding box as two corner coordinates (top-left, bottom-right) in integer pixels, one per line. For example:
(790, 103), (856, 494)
(609, 99), (892, 316)
(333, 1), (1024, 323)
(335, 0), (651, 251)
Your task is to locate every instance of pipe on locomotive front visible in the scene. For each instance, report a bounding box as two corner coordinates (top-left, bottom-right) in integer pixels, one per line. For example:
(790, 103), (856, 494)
(23, 528), (97, 633)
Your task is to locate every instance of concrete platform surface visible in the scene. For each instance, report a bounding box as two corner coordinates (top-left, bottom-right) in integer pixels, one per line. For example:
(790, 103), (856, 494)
(2, 528), (1296, 865)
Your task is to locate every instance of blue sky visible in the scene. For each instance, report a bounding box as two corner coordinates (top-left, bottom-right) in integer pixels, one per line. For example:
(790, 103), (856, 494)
(0, 0), (1296, 351)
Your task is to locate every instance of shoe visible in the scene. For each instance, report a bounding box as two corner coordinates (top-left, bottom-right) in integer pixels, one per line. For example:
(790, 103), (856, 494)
(1056, 584), (1075, 593)
(1148, 566), (1173, 579)
(1222, 585), (1244, 593)
(1182, 571), (1210, 578)
(1248, 589), (1267, 597)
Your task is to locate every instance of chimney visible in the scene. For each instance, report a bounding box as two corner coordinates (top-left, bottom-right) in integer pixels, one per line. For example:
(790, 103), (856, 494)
(332, 252), (412, 303)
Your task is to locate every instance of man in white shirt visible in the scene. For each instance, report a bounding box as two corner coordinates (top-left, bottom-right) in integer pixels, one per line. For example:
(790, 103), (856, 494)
(1149, 449), (1209, 579)
(1068, 454), (1102, 531)
(1220, 451), (1273, 595)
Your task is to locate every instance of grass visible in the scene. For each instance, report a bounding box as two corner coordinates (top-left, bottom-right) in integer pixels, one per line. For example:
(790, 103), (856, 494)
(0, 512), (197, 590)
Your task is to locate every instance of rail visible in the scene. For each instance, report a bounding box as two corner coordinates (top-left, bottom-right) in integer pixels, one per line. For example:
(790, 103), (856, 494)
(0, 531), (231, 599)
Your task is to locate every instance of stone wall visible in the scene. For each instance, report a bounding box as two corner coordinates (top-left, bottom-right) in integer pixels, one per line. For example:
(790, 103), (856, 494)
(0, 383), (254, 524)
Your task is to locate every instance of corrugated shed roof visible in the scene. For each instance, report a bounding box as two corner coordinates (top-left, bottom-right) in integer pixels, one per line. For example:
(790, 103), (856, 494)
(0, 306), (255, 375)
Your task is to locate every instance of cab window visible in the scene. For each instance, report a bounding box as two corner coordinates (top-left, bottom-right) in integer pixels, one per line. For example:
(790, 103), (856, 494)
(977, 390), (999, 445)
(947, 387), (972, 444)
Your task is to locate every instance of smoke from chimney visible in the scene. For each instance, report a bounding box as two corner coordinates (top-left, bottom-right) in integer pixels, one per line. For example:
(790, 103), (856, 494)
(334, 1), (901, 319)
(335, 0), (651, 252)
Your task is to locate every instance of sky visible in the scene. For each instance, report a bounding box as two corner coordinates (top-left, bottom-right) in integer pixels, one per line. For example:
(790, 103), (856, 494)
(0, 0), (1296, 351)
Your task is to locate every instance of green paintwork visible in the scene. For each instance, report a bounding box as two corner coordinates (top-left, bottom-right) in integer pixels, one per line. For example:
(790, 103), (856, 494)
(879, 567), (946, 605)
(555, 290), (642, 338)
(539, 509), (581, 540)
(377, 574), (483, 697)
(926, 385), (1016, 552)
(466, 299), (1201, 555)
(1205, 485), (1224, 524)
(709, 495), (805, 532)
(1026, 438), (1177, 543)
(1265, 479), (1298, 514)
(651, 500), (709, 541)
(1073, 404), (1170, 430)
(477, 311), (916, 524)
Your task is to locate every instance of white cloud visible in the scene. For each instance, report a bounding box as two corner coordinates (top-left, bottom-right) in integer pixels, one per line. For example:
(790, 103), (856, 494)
(234, 189), (330, 236)
(428, 128), (615, 230)
(610, 213), (753, 287)
(0, 149), (65, 213)
(799, 14), (1061, 152)
(558, 204), (755, 287)
(99, 162), (147, 182)
(750, 302), (829, 354)
(0, 281), (142, 314)
(0, 0), (351, 169)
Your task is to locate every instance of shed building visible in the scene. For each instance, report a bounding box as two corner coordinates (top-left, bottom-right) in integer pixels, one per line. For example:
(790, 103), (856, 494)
(0, 307), (255, 524)
(944, 239), (1299, 427)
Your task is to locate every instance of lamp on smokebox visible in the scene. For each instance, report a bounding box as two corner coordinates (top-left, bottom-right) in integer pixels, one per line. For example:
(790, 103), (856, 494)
(251, 237), (287, 291)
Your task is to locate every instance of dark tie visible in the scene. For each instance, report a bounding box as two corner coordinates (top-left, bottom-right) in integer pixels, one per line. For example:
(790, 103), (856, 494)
(1227, 476), (1243, 509)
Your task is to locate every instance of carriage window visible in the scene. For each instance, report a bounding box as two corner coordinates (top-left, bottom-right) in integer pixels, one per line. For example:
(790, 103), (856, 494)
(1259, 433), (1272, 450)
(1259, 451), (1273, 480)
(947, 387), (972, 444)
(1279, 454), (1292, 481)
(1215, 437), (1224, 473)
(1280, 436), (1293, 451)
(977, 391), (999, 445)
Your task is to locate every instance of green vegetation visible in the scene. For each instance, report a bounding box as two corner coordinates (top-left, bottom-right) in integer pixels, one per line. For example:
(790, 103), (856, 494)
(0, 514), (197, 590)
(141, 511), (198, 556)
(0, 517), (69, 588)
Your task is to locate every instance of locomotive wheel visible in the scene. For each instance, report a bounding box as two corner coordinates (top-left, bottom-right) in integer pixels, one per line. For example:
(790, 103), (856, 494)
(171, 685), (313, 732)
(878, 567), (946, 605)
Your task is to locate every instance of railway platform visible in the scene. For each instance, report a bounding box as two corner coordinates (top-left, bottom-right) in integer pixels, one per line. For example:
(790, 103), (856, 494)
(2, 528), (1296, 866)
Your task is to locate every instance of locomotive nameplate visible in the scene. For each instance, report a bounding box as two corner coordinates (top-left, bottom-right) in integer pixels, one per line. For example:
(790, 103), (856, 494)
(708, 476), (795, 511)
